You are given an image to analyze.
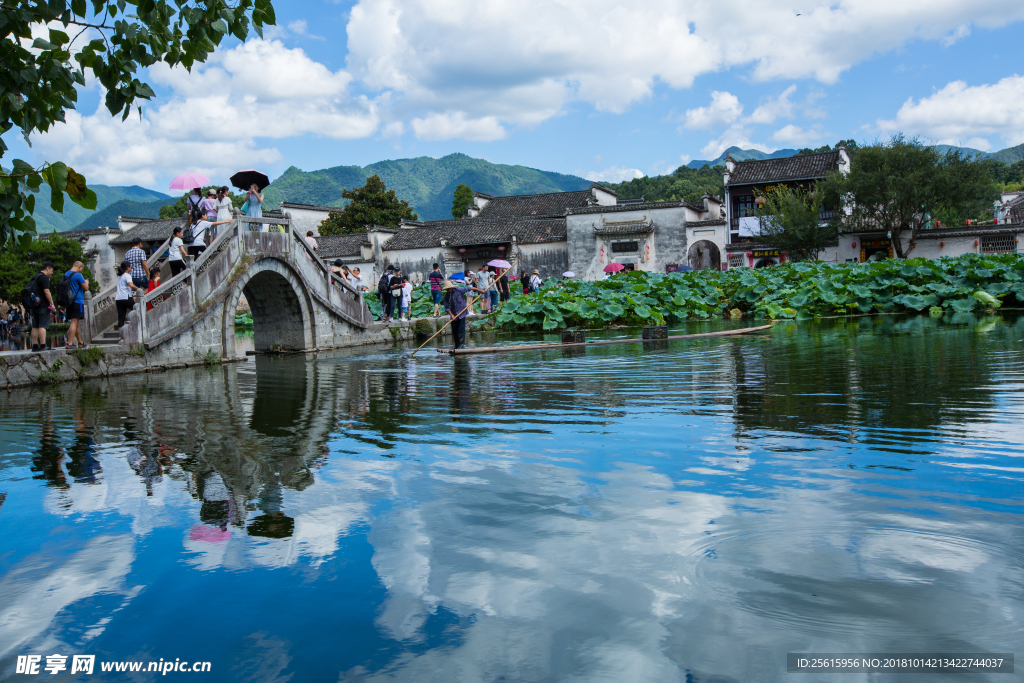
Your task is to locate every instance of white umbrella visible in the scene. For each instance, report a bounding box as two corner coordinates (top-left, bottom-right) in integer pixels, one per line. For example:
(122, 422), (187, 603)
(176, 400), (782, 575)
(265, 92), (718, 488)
(562, 271), (575, 278)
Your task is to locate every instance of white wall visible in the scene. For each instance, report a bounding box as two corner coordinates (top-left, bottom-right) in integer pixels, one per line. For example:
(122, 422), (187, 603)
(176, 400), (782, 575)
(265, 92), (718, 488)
(284, 207), (334, 237)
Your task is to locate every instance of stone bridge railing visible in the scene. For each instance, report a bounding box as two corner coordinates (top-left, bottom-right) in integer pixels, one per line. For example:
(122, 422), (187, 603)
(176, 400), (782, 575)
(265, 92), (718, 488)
(84, 215), (372, 349)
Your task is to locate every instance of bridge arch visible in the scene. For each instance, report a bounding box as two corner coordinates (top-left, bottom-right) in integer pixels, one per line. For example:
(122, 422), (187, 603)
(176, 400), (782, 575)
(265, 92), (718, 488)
(223, 258), (316, 356)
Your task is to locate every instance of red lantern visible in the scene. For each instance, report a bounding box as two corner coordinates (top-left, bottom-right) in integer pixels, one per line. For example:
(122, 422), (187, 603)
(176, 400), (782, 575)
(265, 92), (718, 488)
(851, 241), (857, 248)
(498, 245), (506, 251)
(458, 247), (466, 253)
(995, 218), (999, 224)
(936, 220), (941, 227)
(974, 240), (979, 247)
(966, 219), (972, 226)
(940, 241), (945, 248)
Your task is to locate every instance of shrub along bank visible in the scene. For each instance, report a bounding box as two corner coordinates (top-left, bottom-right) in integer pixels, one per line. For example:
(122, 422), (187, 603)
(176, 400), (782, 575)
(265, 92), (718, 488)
(484, 254), (1024, 330)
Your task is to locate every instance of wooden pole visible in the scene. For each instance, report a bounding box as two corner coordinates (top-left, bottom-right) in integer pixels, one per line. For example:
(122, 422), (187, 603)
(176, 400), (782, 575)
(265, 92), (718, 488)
(440, 323), (774, 355)
(412, 266), (512, 354)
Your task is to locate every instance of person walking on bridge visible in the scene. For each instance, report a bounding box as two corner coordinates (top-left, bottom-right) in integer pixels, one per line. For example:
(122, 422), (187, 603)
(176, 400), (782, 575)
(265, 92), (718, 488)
(125, 238), (149, 290)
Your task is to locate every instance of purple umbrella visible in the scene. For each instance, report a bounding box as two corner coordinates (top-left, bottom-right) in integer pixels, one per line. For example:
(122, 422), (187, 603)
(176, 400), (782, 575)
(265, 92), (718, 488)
(487, 259), (512, 269)
(169, 173), (210, 190)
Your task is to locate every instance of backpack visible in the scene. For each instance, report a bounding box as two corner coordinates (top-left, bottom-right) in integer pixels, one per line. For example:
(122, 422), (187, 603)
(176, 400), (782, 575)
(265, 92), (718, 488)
(377, 273), (390, 295)
(20, 273), (43, 309)
(55, 272), (75, 308)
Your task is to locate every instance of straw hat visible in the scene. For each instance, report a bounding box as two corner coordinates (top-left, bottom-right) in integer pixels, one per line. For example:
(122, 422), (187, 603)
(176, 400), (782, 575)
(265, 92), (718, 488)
(442, 279), (456, 290)
(532, 269), (539, 274)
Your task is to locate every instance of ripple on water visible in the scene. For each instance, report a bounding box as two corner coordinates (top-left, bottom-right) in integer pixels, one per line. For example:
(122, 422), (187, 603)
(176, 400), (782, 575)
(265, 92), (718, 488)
(679, 524), (1024, 642)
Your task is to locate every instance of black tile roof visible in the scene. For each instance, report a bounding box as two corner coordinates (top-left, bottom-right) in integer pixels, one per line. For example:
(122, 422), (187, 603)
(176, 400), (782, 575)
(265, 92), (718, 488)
(281, 202), (343, 213)
(476, 190), (594, 218)
(593, 219), (653, 236)
(384, 217), (567, 251)
(42, 227), (117, 239)
(110, 218), (184, 245)
(316, 234), (369, 259)
(728, 150), (840, 186)
(567, 200), (689, 215)
(687, 220), (727, 227)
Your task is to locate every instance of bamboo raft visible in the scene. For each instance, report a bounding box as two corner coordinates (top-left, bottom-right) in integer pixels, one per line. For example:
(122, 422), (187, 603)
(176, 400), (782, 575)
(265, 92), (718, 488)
(439, 324), (774, 355)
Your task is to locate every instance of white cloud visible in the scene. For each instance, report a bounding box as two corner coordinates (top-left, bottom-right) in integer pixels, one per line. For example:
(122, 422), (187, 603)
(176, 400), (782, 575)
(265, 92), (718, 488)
(31, 39), (378, 185)
(345, 0), (1024, 130)
(700, 124), (774, 159)
(878, 75), (1024, 149)
(772, 123), (826, 146)
(683, 91), (743, 130)
(585, 166), (645, 183)
(747, 85), (798, 125)
(410, 112), (506, 141)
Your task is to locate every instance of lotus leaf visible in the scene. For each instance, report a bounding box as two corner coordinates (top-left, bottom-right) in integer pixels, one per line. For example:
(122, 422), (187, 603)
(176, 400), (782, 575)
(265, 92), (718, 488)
(949, 297), (977, 312)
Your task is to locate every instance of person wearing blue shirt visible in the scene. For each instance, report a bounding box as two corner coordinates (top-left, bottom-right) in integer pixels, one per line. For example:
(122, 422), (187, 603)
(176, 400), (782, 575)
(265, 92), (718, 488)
(64, 260), (89, 349)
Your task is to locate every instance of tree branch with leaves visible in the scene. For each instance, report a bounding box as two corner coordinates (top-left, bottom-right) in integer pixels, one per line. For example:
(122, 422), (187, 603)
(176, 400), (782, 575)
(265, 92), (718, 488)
(0, 0), (277, 250)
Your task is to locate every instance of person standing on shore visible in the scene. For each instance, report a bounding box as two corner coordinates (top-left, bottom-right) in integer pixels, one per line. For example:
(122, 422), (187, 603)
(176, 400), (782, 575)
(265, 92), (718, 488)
(429, 263), (444, 317)
(28, 262), (55, 352)
(377, 266), (395, 322)
(400, 276), (413, 320)
(520, 270), (530, 295)
(498, 268), (510, 306)
(477, 266), (492, 313)
(463, 269), (477, 315)
(388, 267), (404, 320)
(63, 261), (89, 349)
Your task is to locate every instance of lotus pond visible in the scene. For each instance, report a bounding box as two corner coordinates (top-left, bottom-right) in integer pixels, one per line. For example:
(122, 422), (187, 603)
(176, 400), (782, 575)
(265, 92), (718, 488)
(2, 314), (1023, 681)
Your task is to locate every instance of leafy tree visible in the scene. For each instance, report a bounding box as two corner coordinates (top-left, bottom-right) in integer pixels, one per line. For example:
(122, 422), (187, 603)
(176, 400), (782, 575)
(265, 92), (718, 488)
(603, 164), (725, 204)
(451, 183), (474, 219)
(755, 185), (837, 261)
(795, 140), (860, 156)
(824, 135), (995, 258)
(318, 175), (417, 236)
(0, 232), (92, 303)
(1, 0), (277, 251)
(159, 187), (246, 219)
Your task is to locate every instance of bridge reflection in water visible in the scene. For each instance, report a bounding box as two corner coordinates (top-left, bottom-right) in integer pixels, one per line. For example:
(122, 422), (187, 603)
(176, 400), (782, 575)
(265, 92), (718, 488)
(2, 317), (1024, 681)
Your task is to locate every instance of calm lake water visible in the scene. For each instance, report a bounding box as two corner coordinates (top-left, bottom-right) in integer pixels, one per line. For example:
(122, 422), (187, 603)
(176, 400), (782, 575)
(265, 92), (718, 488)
(1, 316), (1022, 682)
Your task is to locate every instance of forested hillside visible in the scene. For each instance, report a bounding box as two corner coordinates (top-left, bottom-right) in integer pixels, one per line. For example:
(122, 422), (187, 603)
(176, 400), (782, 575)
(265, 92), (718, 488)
(262, 153), (592, 220)
(603, 164), (725, 203)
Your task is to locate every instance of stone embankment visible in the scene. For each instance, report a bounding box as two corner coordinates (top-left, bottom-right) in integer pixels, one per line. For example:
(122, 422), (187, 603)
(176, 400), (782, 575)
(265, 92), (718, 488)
(0, 316), (466, 390)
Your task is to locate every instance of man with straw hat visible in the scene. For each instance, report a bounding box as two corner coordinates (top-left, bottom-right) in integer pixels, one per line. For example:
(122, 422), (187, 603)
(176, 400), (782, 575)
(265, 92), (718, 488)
(442, 279), (472, 349)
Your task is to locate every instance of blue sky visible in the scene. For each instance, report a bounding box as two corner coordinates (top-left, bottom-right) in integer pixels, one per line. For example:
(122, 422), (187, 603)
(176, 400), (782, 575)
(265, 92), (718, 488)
(8, 0), (1024, 190)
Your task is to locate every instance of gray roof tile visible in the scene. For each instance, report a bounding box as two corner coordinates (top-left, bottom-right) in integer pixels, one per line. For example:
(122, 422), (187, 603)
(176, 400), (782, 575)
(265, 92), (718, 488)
(316, 234), (369, 259)
(728, 150), (840, 186)
(567, 200), (689, 215)
(110, 218), (184, 245)
(476, 190), (593, 218)
(384, 217), (566, 250)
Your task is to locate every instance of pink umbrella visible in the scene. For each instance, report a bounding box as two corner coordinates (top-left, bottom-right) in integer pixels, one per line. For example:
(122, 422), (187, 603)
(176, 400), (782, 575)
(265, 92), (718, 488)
(169, 173), (210, 190)
(188, 525), (232, 544)
(487, 259), (512, 269)
(603, 263), (625, 273)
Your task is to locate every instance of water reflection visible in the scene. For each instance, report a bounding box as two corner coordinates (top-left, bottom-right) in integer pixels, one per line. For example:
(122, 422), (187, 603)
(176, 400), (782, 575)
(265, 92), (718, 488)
(1, 317), (1023, 681)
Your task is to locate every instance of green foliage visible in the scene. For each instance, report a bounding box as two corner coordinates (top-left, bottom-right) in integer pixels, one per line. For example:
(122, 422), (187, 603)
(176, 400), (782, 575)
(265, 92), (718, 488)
(825, 135), (997, 258)
(795, 140), (860, 156)
(318, 176), (417, 235)
(1, 0), (276, 249)
(451, 183), (474, 219)
(36, 358), (66, 385)
(0, 232), (92, 302)
(413, 318), (434, 338)
(234, 312), (253, 328)
(603, 164), (725, 203)
(261, 153), (591, 220)
(159, 188), (246, 219)
(481, 254), (1024, 330)
(755, 185), (837, 260)
(72, 346), (104, 367)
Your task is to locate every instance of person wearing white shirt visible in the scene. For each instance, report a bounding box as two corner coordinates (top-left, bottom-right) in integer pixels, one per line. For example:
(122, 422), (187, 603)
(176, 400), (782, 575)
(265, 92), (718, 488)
(400, 277), (413, 319)
(167, 227), (188, 277)
(215, 186), (233, 222)
(529, 269), (542, 293)
(115, 261), (140, 331)
(187, 215), (232, 258)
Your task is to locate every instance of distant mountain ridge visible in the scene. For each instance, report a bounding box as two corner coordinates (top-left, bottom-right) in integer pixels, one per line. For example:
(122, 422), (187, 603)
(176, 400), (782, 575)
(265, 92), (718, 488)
(685, 146), (800, 169)
(263, 153), (593, 221)
(34, 185), (171, 233)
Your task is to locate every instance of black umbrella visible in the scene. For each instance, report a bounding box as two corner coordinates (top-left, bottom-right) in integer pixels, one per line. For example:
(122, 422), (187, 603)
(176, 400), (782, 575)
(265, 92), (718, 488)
(230, 169), (270, 191)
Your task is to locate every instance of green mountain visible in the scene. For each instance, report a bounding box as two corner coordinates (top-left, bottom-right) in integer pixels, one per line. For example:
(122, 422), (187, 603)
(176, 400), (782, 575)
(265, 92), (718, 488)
(987, 143), (1024, 164)
(34, 185), (171, 233)
(686, 146), (799, 169)
(263, 152), (593, 220)
(71, 196), (179, 232)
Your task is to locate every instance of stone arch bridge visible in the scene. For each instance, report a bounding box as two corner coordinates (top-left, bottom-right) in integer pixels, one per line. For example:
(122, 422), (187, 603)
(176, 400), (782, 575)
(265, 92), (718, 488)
(83, 216), (381, 364)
